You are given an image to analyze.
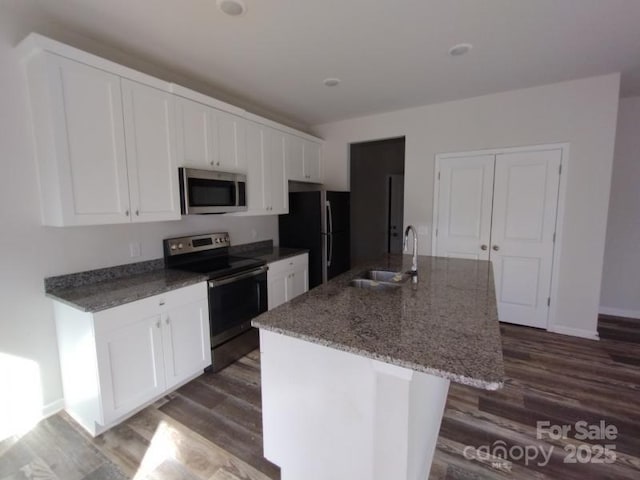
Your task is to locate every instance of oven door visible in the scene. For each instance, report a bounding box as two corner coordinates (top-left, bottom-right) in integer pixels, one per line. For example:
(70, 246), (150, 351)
(208, 266), (268, 346)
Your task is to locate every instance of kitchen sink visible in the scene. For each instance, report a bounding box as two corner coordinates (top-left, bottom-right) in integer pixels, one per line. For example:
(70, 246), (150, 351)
(349, 279), (402, 291)
(360, 270), (409, 283)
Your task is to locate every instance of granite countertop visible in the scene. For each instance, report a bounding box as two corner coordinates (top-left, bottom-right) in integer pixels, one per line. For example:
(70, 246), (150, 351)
(43, 241), (306, 314)
(242, 246), (309, 263)
(252, 254), (504, 390)
(46, 261), (207, 313)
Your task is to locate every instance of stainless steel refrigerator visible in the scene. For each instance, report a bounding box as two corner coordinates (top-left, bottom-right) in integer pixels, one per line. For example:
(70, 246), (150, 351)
(278, 191), (350, 289)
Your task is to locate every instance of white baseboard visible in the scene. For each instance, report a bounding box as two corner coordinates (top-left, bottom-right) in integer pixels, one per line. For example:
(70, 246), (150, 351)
(548, 325), (599, 340)
(42, 398), (64, 418)
(599, 306), (640, 320)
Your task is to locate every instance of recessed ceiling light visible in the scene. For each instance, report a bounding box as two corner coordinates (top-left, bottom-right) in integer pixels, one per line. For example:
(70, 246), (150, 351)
(323, 78), (341, 87)
(448, 43), (473, 57)
(217, 0), (246, 16)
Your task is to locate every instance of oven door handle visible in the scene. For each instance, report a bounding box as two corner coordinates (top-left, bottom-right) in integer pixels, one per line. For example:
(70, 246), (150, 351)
(208, 266), (268, 288)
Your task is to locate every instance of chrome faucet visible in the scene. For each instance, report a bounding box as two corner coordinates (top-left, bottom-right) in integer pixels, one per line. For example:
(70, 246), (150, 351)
(403, 225), (418, 283)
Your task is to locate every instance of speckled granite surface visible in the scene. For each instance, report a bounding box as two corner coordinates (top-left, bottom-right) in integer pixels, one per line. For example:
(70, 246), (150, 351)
(230, 240), (308, 263)
(45, 267), (207, 312)
(253, 254), (504, 390)
(45, 259), (166, 291)
(245, 246), (309, 263)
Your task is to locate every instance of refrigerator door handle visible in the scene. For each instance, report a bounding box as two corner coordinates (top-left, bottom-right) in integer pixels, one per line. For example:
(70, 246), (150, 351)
(326, 200), (333, 267)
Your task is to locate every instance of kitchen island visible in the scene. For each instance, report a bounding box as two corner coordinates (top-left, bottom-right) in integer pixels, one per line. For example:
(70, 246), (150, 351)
(252, 254), (504, 480)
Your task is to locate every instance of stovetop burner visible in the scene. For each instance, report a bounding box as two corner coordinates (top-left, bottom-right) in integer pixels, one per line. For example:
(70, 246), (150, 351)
(176, 255), (266, 279)
(163, 232), (266, 280)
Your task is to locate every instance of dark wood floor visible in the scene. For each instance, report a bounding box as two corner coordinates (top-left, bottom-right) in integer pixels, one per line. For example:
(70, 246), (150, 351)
(1, 316), (639, 479)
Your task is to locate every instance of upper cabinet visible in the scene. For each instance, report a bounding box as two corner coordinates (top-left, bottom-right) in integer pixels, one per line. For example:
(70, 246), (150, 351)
(121, 79), (181, 222)
(285, 134), (322, 183)
(28, 53), (132, 226)
(244, 121), (288, 215)
(175, 96), (246, 172)
(23, 52), (180, 226)
(19, 33), (322, 224)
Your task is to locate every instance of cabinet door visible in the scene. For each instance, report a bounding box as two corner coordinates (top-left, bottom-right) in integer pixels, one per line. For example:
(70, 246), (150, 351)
(245, 121), (269, 213)
(95, 314), (165, 424)
(162, 298), (211, 389)
(303, 140), (322, 183)
(269, 128), (288, 214)
(268, 269), (289, 310)
(176, 97), (216, 169)
(215, 110), (246, 172)
(287, 264), (309, 300)
(46, 54), (130, 225)
(285, 134), (305, 181)
(434, 155), (495, 260)
(121, 79), (181, 222)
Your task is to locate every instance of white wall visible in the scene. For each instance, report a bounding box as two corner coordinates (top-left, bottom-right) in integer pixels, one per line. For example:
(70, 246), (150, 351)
(313, 74), (620, 338)
(0, 9), (278, 428)
(600, 96), (640, 319)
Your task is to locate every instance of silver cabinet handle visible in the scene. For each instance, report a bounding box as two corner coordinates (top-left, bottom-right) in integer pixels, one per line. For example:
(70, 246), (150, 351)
(156, 320), (161, 329)
(125, 209), (130, 216)
(135, 210), (139, 216)
(165, 317), (170, 325)
(481, 244), (488, 251)
(216, 161), (220, 166)
(159, 301), (165, 306)
(492, 245), (500, 251)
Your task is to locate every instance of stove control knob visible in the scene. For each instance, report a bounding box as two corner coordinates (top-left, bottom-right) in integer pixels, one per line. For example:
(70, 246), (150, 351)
(214, 238), (220, 244)
(170, 244), (177, 250)
(178, 243), (183, 249)
(225, 236), (230, 242)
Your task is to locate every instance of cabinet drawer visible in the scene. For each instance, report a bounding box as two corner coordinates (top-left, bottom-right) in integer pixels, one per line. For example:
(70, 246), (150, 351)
(94, 282), (207, 335)
(268, 254), (308, 276)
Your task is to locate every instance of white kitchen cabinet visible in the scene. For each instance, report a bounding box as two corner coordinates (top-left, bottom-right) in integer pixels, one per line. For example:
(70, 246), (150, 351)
(285, 134), (322, 183)
(303, 140), (322, 183)
(285, 134), (306, 181)
(162, 297), (211, 390)
(267, 254), (309, 310)
(175, 96), (246, 172)
(121, 79), (181, 222)
(54, 282), (210, 436)
(217, 110), (247, 172)
(23, 51), (180, 226)
(25, 52), (131, 226)
(244, 121), (288, 215)
(176, 96), (216, 169)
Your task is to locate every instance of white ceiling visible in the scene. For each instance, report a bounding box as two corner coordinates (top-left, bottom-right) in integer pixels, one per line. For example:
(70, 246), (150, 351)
(4, 0), (640, 127)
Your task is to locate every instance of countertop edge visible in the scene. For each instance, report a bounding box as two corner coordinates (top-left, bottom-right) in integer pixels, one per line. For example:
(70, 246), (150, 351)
(46, 274), (208, 313)
(252, 322), (503, 391)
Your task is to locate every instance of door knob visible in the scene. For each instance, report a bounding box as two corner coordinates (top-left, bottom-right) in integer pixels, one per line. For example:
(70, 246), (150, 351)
(492, 245), (500, 251)
(480, 244), (488, 251)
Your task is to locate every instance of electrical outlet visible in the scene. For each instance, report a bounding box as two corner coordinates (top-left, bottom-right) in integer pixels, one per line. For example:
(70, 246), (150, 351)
(129, 242), (141, 258)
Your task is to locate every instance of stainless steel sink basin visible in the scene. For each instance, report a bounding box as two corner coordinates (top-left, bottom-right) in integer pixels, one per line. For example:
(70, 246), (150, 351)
(349, 279), (402, 291)
(360, 270), (409, 283)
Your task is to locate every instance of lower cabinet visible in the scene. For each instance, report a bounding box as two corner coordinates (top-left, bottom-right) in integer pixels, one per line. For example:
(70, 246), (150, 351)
(54, 282), (210, 436)
(267, 254), (309, 310)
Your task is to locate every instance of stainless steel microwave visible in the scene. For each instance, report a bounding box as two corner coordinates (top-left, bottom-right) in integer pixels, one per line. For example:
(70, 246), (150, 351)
(179, 168), (247, 214)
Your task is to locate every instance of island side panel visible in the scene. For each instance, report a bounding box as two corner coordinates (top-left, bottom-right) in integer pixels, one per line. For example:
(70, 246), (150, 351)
(260, 330), (376, 480)
(259, 330), (451, 480)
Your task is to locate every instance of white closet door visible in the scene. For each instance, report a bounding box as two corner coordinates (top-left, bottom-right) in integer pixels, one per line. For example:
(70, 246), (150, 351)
(490, 150), (561, 329)
(435, 155), (494, 260)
